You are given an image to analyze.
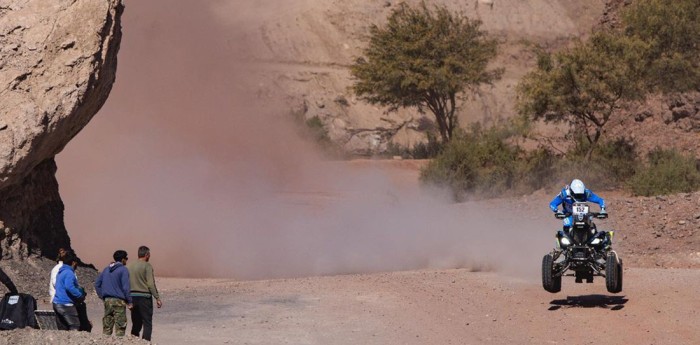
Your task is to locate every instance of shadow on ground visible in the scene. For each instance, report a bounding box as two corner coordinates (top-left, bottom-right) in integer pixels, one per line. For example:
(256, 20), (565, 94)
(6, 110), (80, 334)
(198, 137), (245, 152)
(548, 295), (628, 310)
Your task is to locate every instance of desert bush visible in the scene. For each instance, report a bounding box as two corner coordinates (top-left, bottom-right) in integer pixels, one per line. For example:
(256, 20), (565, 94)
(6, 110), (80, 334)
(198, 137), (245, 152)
(622, 0), (700, 93)
(420, 125), (523, 199)
(384, 132), (443, 159)
(383, 142), (406, 158)
(304, 116), (333, 147)
(561, 137), (638, 190)
(516, 147), (560, 192)
(409, 132), (443, 159)
(301, 116), (347, 158)
(419, 125), (647, 199)
(305, 116), (330, 143)
(628, 148), (700, 196)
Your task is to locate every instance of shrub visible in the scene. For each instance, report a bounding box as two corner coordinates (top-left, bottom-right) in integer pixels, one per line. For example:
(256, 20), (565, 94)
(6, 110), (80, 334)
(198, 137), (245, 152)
(302, 116), (346, 158)
(562, 137), (638, 190)
(622, 0), (700, 92)
(383, 132), (443, 159)
(516, 147), (560, 193)
(409, 132), (443, 159)
(305, 116), (329, 142)
(420, 126), (646, 199)
(628, 148), (700, 196)
(420, 125), (521, 199)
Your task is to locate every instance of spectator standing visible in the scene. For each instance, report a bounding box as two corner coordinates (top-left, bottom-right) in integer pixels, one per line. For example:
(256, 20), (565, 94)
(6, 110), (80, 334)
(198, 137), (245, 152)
(127, 246), (162, 341)
(52, 251), (85, 330)
(95, 250), (132, 336)
(48, 248), (67, 302)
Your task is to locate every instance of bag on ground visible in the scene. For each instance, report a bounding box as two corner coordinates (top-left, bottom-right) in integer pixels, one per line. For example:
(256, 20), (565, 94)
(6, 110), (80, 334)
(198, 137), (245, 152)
(0, 293), (38, 330)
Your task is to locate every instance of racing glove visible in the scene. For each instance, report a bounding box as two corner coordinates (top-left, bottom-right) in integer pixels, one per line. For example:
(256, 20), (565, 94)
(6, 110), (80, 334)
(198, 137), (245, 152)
(598, 208), (608, 218)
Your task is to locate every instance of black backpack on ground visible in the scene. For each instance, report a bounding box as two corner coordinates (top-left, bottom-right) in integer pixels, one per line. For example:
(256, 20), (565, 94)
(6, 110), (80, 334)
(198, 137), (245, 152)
(0, 293), (38, 330)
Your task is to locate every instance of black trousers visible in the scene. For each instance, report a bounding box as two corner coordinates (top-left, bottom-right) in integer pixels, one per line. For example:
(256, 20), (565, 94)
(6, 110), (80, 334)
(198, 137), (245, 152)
(130, 296), (154, 341)
(53, 303), (80, 331)
(75, 301), (92, 332)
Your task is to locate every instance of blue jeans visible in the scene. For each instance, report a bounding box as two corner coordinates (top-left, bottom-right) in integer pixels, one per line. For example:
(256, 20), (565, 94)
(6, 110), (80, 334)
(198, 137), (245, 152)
(53, 303), (80, 331)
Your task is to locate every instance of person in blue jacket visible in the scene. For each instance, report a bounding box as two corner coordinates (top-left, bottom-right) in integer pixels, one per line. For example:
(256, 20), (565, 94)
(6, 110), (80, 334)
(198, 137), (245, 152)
(95, 250), (133, 336)
(549, 179), (606, 232)
(52, 251), (85, 331)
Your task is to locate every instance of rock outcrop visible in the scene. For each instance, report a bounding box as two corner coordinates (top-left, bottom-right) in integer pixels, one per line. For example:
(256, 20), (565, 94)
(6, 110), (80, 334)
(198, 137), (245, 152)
(0, 0), (123, 259)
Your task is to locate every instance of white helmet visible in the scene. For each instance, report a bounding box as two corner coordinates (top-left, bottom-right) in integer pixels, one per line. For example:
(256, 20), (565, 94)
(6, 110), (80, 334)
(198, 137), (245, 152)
(569, 179), (586, 201)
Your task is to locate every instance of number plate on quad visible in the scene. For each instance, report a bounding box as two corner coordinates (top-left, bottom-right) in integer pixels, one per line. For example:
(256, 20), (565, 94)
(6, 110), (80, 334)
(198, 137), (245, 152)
(573, 203), (589, 215)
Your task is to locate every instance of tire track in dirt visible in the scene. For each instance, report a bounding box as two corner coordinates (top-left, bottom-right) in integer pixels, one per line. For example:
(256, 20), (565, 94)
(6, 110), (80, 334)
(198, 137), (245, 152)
(140, 267), (700, 345)
(241, 59), (350, 74)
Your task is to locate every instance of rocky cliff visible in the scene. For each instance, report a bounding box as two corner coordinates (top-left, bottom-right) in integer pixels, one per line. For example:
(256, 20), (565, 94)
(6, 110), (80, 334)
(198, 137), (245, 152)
(0, 0), (123, 261)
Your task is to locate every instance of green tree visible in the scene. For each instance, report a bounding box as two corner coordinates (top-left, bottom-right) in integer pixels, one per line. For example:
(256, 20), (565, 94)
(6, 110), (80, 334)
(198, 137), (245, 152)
(350, 2), (503, 143)
(622, 0), (700, 93)
(517, 32), (648, 159)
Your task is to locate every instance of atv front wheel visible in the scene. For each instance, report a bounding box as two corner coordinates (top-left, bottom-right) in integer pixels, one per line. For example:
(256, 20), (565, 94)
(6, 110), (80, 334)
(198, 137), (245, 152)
(542, 253), (561, 293)
(606, 252), (622, 293)
(615, 258), (623, 292)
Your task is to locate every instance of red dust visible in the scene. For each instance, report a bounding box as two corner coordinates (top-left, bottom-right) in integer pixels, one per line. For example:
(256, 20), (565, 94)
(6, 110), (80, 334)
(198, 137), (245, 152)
(56, 0), (551, 279)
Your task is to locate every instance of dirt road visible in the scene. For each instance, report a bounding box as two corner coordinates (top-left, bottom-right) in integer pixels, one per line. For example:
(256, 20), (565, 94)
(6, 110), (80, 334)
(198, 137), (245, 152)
(7, 159), (695, 344)
(127, 267), (698, 345)
(84, 159), (696, 345)
(122, 160), (698, 345)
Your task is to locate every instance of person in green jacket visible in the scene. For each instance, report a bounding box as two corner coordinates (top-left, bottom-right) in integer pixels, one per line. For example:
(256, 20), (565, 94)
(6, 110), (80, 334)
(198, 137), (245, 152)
(127, 246), (162, 341)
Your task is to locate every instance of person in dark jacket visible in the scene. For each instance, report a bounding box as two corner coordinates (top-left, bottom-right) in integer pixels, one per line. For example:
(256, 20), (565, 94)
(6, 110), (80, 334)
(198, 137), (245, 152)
(95, 250), (132, 336)
(52, 251), (85, 331)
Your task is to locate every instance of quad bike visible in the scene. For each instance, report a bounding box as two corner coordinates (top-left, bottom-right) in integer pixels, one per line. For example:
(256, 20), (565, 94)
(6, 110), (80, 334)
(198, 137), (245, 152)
(542, 202), (623, 293)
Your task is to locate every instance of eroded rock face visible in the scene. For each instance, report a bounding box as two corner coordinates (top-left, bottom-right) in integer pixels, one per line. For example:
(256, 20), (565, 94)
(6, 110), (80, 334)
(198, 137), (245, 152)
(0, 159), (67, 260)
(0, 0), (123, 259)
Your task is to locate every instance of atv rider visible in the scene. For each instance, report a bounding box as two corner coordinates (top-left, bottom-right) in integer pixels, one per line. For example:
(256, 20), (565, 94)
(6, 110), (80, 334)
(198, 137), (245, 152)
(549, 179), (607, 233)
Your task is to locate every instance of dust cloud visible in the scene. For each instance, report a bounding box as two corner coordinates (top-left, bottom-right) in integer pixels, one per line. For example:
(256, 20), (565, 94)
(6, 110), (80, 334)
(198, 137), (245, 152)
(56, 0), (552, 280)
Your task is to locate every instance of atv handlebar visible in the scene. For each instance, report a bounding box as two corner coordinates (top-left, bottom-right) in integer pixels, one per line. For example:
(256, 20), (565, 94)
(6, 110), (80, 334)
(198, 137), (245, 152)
(554, 212), (608, 219)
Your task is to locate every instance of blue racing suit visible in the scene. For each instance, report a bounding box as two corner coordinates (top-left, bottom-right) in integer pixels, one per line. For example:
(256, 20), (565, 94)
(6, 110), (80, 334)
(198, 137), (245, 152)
(549, 187), (606, 229)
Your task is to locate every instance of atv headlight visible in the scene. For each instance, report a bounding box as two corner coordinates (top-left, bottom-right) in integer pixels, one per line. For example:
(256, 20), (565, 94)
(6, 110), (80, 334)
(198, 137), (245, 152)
(560, 237), (571, 246)
(590, 238), (601, 245)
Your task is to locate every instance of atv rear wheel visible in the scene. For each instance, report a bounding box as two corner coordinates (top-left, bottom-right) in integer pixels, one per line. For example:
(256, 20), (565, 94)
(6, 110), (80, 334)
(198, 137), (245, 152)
(606, 252), (622, 293)
(542, 253), (561, 293)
